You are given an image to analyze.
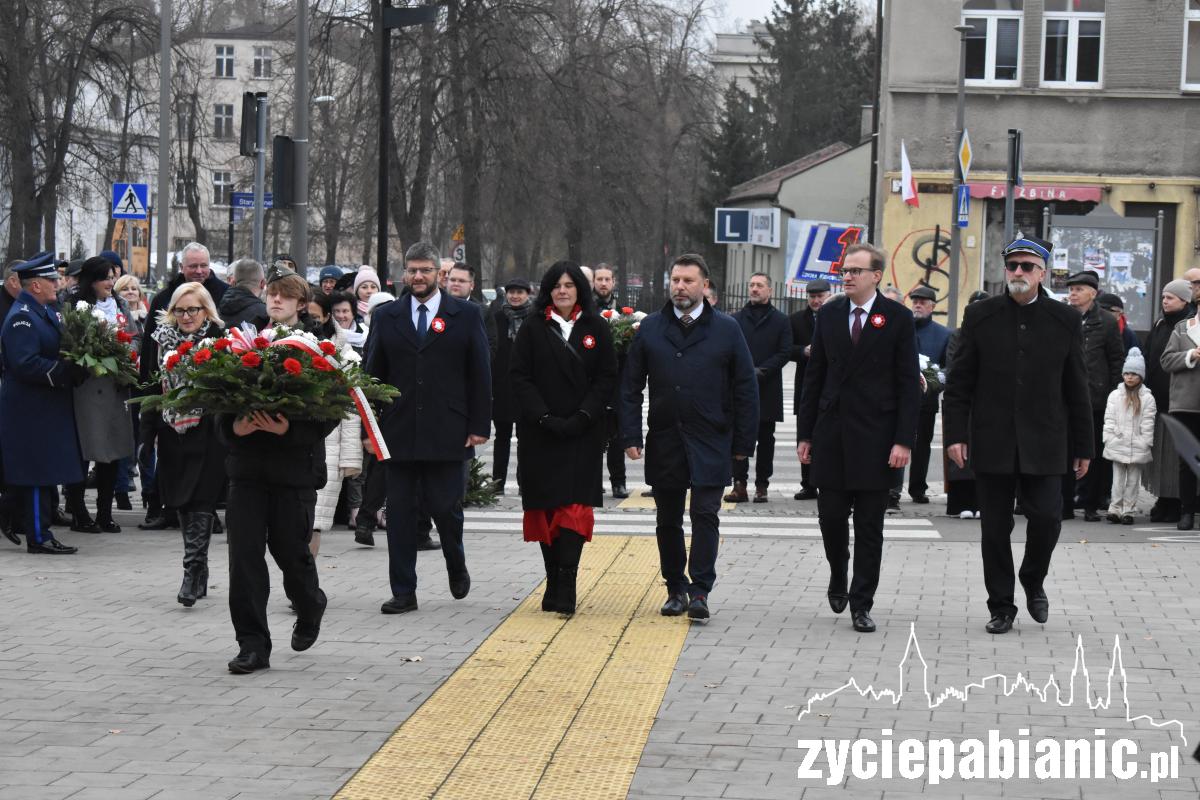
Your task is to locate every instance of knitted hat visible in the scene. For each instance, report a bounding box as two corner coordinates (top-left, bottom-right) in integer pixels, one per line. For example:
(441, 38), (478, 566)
(353, 267), (380, 294)
(1164, 279), (1192, 303)
(1122, 347), (1146, 379)
(366, 291), (395, 316)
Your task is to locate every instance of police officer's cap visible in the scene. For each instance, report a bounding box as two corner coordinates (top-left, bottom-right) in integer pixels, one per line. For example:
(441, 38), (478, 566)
(909, 285), (937, 301)
(1065, 270), (1100, 290)
(806, 278), (832, 294)
(1001, 235), (1053, 264)
(13, 251), (60, 280)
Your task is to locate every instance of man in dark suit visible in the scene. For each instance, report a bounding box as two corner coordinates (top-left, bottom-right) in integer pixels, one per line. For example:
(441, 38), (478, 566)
(944, 236), (1092, 634)
(725, 272), (792, 503)
(621, 254), (758, 621)
(365, 241), (492, 615)
(797, 243), (921, 633)
(789, 278), (831, 500)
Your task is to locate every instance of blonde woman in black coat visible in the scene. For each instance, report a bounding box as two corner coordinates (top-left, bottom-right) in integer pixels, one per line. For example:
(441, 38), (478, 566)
(510, 261), (618, 615)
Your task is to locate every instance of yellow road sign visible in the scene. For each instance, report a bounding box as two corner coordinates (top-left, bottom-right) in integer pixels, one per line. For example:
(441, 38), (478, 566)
(958, 129), (972, 181)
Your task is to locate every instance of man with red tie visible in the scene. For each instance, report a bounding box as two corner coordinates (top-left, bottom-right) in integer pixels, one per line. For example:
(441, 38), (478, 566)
(796, 243), (922, 633)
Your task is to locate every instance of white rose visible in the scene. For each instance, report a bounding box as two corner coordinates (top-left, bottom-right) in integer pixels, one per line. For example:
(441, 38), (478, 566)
(342, 349), (362, 363)
(75, 300), (90, 311)
(92, 309), (108, 323)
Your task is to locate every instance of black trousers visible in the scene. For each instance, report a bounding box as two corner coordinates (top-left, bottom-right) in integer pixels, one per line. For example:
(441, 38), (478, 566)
(976, 472), (1062, 618)
(18, 486), (54, 545)
(385, 461), (468, 598)
(817, 488), (888, 613)
(358, 456), (387, 517)
(908, 404), (938, 498)
(1083, 407), (1110, 511)
(732, 419), (777, 487)
(606, 410), (626, 485)
(66, 460), (119, 521)
(491, 416), (513, 483)
(226, 481), (323, 658)
(653, 485), (723, 597)
(1177, 412), (1200, 513)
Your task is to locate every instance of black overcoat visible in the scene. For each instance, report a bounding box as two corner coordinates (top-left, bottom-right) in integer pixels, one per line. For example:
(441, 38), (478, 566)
(365, 290), (492, 462)
(943, 288), (1093, 475)
(619, 301), (759, 489)
(731, 302), (792, 422)
(796, 292), (922, 491)
(789, 306), (816, 417)
(510, 312), (618, 509)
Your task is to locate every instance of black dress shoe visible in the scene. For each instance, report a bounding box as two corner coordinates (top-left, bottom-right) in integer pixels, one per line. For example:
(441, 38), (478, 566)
(910, 494), (930, 504)
(1149, 504), (1165, 522)
(828, 593), (849, 614)
(292, 591), (327, 651)
(886, 494), (901, 513)
(687, 594), (710, 620)
(70, 515), (100, 534)
(381, 594), (418, 614)
(1121, 515), (1134, 525)
(354, 529), (375, 546)
(1025, 587), (1048, 623)
(96, 519), (121, 533)
(985, 613), (1014, 634)
(27, 537), (77, 554)
(852, 611), (876, 632)
(1179, 513), (1195, 531)
(611, 483), (629, 499)
(1105, 512), (1121, 524)
(2, 520), (20, 545)
(449, 570), (470, 599)
(115, 492), (133, 511)
(416, 536), (440, 551)
(1083, 509), (1101, 522)
(138, 514), (170, 530)
(660, 593), (688, 616)
(793, 487), (819, 501)
(227, 651), (270, 674)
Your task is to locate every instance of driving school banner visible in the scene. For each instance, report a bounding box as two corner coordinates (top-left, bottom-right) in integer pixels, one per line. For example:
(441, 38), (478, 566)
(786, 219), (867, 284)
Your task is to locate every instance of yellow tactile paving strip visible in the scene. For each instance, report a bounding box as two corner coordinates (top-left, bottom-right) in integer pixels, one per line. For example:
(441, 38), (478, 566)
(334, 535), (690, 800)
(616, 487), (734, 511)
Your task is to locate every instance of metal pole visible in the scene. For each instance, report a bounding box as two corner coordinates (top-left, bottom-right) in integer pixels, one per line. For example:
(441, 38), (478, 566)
(1004, 136), (1017, 243)
(377, 0), (392, 285)
(227, 202), (235, 263)
(292, 0), (309, 272)
(126, 221), (133, 273)
(156, 0), (171, 282)
(867, 0), (883, 236)
(947, 25), (969, 329)
(253, 93), (268, 263)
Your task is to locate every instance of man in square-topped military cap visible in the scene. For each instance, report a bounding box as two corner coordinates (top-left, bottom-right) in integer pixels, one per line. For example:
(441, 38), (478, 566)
(0, 252), (90, 554)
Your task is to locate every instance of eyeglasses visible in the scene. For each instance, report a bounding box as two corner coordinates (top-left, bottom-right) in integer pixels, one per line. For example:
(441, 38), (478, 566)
(840, 268), (875, 278)
(1004, 261), (1042, 273)
(172, 306), (204, 318)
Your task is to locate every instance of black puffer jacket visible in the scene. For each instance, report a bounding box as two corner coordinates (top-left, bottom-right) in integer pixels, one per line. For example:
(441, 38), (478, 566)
(1079, 303), (1124, 409)
(218, 285), (268, 331)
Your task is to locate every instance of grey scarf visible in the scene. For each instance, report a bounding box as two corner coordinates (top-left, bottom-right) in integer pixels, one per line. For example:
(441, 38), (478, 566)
(500, 299), (534, 340)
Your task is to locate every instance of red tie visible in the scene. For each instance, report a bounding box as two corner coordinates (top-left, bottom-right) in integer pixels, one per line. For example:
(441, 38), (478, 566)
(851, 307), (864, 345)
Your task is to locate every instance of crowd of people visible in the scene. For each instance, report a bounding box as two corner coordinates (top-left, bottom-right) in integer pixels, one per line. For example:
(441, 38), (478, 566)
(0, 231), (1196, 671)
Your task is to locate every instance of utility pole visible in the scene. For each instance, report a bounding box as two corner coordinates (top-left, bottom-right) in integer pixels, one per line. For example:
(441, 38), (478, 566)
(867, 0), (883, 237)
(253, 92), (268, 263)
(947, 23), (971, 329)
(1004, 128), (1023, 243)
(156, 0), (171, 282)
(292, 0), (309, 271)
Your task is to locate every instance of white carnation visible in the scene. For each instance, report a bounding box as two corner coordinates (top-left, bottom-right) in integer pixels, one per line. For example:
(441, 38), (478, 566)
(74, 300), (90, 311)
(342, 348), (362, 363)
(91, 309), (108, 322)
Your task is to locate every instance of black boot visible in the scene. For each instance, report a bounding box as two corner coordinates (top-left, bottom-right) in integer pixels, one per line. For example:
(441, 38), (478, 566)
(553, 530), (586, 616)
(539, 542), (558, 612)
(177, 511), (214, 607)
(139, 491), (169, 530)
(95, 478), (120, 533)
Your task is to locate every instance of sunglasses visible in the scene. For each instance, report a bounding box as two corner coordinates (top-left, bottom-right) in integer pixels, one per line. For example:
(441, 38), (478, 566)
(1004, 261), (1042, 273)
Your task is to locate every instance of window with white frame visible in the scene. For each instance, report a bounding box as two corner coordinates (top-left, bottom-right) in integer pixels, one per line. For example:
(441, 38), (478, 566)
(215, 45), (235, 78)
(1184, 0), (1200, 89)
(1042, 0), (1104, 87)
(962, 1), (1023, 85)
(213, 103), (234, 139)
(212, 171), (233, 206)
(253, 46), (272, 78)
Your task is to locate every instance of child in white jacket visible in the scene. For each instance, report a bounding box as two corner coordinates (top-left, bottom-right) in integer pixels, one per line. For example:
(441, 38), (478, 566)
(1102, 347), (1156, 524)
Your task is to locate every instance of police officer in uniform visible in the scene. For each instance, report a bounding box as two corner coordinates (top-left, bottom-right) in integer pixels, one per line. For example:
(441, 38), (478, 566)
(0, 252), (88, 554)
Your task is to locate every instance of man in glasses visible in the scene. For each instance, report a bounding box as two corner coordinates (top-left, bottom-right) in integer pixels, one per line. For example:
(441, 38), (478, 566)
(796, 243), (922, 634)
(0, 252), (92, 554)
(366, 241), (491, 616)
(944, 235), (1092, 634)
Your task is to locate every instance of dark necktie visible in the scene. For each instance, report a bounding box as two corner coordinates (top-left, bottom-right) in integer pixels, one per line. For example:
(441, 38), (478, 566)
(679, 312), (694, 329)
(851, 307), (864, 345)
(417, 303), (428, 341)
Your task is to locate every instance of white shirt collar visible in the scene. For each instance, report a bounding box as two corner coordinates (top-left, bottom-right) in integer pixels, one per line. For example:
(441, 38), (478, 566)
(850, 293), (877, 315)
(673, 303), (704, 322)
(411, 290), (442, 318)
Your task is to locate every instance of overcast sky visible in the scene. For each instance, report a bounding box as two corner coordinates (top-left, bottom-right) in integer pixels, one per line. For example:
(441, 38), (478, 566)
(710, 0), (778, 33)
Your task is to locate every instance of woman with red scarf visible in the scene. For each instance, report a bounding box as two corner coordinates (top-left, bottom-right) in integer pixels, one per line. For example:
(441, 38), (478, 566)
(510, 261), (618, 615)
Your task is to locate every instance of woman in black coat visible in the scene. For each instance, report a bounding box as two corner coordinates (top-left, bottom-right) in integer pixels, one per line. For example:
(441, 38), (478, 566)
(144, 282), (228, 607)
(510, 261), (618, 615)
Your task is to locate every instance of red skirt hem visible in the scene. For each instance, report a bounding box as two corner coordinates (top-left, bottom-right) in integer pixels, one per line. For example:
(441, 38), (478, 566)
(522, 504), (595, 545)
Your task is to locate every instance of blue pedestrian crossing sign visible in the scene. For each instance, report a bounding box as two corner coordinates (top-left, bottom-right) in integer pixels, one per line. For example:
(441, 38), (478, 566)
(112, 182), (149, 220)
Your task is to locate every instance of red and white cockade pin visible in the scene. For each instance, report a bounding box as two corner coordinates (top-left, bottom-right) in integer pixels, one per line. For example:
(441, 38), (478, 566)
(582, 334), (596, 349)
(430, 317), (446, 334)
(869, 313), (886, 329)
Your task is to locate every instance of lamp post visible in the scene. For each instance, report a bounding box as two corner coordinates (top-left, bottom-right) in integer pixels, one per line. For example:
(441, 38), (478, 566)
(947, 23), (972, 329)
(376, 0), (438, 287)
(291, 0), (310, 272)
